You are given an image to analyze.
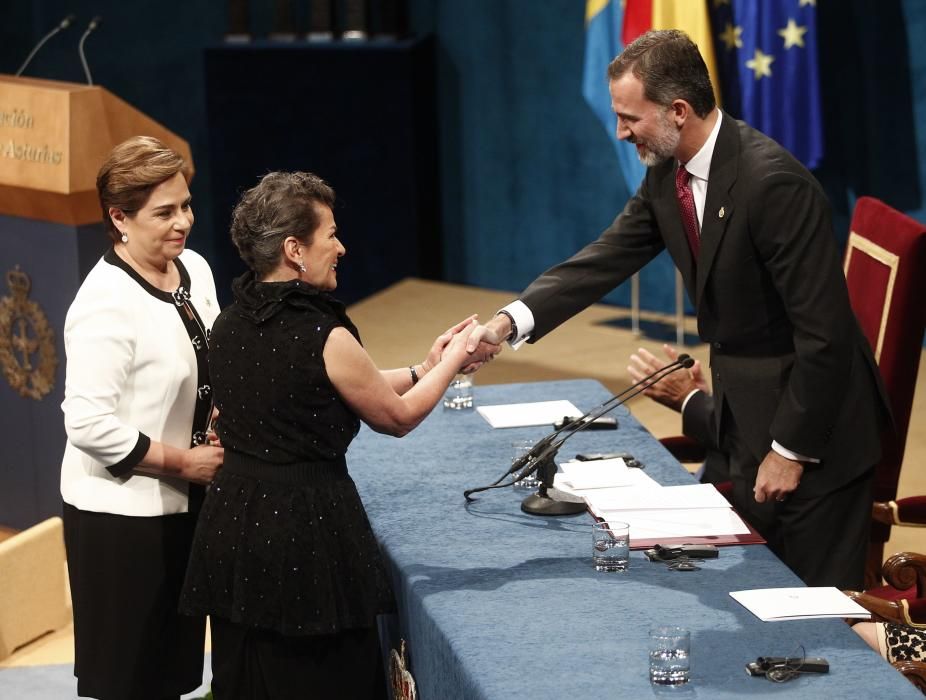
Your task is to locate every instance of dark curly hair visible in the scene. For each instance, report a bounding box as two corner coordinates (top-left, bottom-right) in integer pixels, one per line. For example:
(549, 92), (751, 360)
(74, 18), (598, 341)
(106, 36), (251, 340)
(230, 171), (336, 278)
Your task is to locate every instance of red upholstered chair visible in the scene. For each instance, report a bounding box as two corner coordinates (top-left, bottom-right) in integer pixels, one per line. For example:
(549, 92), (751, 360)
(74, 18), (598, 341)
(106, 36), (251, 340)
(660, 197), (926, 587)
(843, 197), (926, 588)
(659, 436), (707, 465)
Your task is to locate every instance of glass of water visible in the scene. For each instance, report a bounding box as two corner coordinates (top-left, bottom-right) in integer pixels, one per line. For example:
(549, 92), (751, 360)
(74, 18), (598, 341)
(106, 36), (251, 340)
(591, 521), (629, 572)
(649, 626), (690, 685)
(511, 439), (540, 489)
(443, 374), (474, 410)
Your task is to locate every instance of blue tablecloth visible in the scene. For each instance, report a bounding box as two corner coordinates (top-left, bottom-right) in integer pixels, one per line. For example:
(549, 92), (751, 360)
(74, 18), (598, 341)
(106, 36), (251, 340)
(348, 379), (919, 699)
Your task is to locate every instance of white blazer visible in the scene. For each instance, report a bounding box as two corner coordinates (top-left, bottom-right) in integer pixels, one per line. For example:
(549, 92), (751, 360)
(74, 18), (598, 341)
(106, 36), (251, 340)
(60, 248), (219, 516)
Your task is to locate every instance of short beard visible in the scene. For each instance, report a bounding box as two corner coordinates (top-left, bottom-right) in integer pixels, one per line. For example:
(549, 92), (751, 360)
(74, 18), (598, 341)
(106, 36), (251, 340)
(634, 111), (680, 167)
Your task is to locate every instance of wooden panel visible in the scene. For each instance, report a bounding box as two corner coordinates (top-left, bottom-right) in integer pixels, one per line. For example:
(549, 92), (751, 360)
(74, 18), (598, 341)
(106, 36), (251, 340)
(0, 76), (73, 193)
(0, 184), (98, 225)
(0, 74), (194, 223)
(99, 89), (194, 179)
(67, 88), (109, 194)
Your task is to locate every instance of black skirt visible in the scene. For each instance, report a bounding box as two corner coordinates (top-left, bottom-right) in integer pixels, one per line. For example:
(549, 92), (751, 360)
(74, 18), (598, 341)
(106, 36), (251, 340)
(180, 452), (395, 636)
(63, 503), (205, 700)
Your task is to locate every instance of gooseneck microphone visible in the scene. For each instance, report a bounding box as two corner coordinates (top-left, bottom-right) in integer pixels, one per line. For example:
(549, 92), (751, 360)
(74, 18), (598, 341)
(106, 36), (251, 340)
(463, 354), (695, 515)
(15, 14), (76, 77)
(78, 16), (102, 85)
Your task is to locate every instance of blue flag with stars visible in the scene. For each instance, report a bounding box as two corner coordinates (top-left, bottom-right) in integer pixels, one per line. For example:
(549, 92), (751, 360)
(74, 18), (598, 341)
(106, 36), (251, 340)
(710, 0), (823, 169)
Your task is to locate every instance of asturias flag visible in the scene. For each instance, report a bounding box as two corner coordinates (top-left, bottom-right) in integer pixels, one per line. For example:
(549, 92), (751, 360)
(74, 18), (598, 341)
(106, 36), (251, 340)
(582, 0), (646, 194)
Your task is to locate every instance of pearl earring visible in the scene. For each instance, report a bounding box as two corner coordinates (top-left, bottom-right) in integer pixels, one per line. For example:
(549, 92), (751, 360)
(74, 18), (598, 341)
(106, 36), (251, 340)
(120, 232), (128, 244)
(298, 260), (306, 273)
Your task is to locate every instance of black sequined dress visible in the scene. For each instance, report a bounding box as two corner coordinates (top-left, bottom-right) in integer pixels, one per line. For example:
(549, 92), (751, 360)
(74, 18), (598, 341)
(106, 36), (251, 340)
(180, 274), (395, 636)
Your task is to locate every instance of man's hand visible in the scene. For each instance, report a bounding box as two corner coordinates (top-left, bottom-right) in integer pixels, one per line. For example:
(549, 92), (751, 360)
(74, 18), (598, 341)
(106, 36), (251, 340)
(461, 314), (510, 374)
(753, 450), (804, 503)
(627, 344), (706, 412)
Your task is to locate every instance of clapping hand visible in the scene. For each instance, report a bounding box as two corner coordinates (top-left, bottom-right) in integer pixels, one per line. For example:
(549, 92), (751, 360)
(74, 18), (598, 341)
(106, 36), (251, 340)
(627, 344), (707, 412)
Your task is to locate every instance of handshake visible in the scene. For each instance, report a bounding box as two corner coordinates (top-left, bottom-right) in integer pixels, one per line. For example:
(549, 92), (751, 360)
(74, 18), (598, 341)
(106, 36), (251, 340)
(425, 313), (512, 377)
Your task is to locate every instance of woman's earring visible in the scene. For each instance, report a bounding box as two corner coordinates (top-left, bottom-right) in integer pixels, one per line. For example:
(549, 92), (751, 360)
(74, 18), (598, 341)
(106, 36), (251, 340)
(298, 259), (307, 273)
(120, 231), (128, 244)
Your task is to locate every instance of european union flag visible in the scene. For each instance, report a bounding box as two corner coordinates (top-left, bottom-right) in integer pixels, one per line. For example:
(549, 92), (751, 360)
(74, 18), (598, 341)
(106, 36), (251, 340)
(710, 0), (823, 169)
(582, 0), (646, 193)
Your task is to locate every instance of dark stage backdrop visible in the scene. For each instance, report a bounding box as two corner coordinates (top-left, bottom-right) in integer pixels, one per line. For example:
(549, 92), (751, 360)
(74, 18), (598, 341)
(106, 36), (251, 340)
(1, 0), (924, 529)
(2, 1), (924, 309)
(410, 0), (926, 312)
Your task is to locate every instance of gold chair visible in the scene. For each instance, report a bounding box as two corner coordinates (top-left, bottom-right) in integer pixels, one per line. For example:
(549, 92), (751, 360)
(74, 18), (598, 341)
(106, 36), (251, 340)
(0, 517), (71, 660)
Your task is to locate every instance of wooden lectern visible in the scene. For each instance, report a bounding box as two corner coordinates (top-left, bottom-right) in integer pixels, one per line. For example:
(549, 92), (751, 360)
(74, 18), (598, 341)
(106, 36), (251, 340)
(0, 74), (192, 225)
(0, 75), (194, 529)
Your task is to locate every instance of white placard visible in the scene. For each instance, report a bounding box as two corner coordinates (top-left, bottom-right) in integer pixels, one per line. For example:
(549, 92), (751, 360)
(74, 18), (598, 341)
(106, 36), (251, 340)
(476, 400), (582, 429)
(729, 587), (871, 621)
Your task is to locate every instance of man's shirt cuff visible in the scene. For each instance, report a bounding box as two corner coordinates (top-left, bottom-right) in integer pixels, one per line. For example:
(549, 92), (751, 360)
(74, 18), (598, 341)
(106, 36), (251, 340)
(680, 389), (702, 415)
(499, 300), (534, 349)
(771, 440), (820, 464)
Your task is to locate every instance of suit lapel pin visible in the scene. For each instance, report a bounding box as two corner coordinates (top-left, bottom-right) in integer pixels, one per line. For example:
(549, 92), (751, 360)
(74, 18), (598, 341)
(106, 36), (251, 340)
(718, 206), (726, 219)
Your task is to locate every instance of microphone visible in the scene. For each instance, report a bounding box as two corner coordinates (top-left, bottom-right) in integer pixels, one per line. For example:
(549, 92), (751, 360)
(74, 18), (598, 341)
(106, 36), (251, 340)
(78, 17), (102, 85)
(463, 354), (695, 515)
(15, 14), (76, 77)
(502, 353), (693, 480)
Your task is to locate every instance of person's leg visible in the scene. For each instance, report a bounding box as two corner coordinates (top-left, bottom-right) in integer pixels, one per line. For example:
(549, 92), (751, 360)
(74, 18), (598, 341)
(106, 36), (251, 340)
(209, 616), (255, 700)
(775, 469), (874, 590)
(63, 506), (205, 700)
(853, 622), (885, 656)
(211, 616), (386, 700)
(719, 406), (779, 546)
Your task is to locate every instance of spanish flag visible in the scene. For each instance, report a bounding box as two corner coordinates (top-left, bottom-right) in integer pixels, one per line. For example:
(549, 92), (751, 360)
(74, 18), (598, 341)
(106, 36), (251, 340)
(623, 0), (722, 108)
(582, 0), (722, 194)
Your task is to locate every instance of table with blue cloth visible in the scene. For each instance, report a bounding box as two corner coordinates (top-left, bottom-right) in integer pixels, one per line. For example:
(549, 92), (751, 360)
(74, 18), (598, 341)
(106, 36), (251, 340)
(347, 379), (918, 699)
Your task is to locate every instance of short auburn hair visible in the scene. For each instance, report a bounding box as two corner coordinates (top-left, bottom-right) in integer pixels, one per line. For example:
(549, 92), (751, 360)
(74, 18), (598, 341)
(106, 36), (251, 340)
(96, 136), (190, 243)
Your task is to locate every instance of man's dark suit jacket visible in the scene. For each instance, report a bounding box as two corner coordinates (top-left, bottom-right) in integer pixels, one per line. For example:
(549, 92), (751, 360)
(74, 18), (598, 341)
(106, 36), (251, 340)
(519, 113), (886, 498)
(680, 390), (729, 486)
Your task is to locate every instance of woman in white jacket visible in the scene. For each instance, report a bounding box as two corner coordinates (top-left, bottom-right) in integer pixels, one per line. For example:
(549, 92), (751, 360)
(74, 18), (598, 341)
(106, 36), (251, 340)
(60, 136), (222, 700)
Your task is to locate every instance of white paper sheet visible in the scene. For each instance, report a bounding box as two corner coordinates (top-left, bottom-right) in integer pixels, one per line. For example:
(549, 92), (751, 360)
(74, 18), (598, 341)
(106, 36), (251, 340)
(554, 459), (661, 491)
(593, 507), (751, 539)
(475, 400), (582, 429)
(582, 483), (730, 512)
(729, 587), (871, 621)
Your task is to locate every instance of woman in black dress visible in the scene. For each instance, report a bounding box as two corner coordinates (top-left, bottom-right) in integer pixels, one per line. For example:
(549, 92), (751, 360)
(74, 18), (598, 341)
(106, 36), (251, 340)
(181, 171), (491, 698)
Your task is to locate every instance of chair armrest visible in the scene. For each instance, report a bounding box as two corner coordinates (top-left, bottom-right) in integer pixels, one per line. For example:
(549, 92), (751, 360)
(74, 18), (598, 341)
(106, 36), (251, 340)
(845, 591), (908, 625)
(882, 552), (926, 598)
(873, 498), (926, 527)
(893, 660), (926, 693)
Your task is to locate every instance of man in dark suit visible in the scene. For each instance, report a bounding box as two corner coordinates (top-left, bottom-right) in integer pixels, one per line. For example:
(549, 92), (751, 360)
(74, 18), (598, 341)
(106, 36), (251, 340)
(466, 30), (886, 589)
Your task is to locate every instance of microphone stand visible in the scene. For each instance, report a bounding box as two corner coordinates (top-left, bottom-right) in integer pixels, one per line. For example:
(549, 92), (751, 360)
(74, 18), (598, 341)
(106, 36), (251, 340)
(464, 356), (694, 516)
(15, 15), (76, 77)
(78, 17), (102, 85)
